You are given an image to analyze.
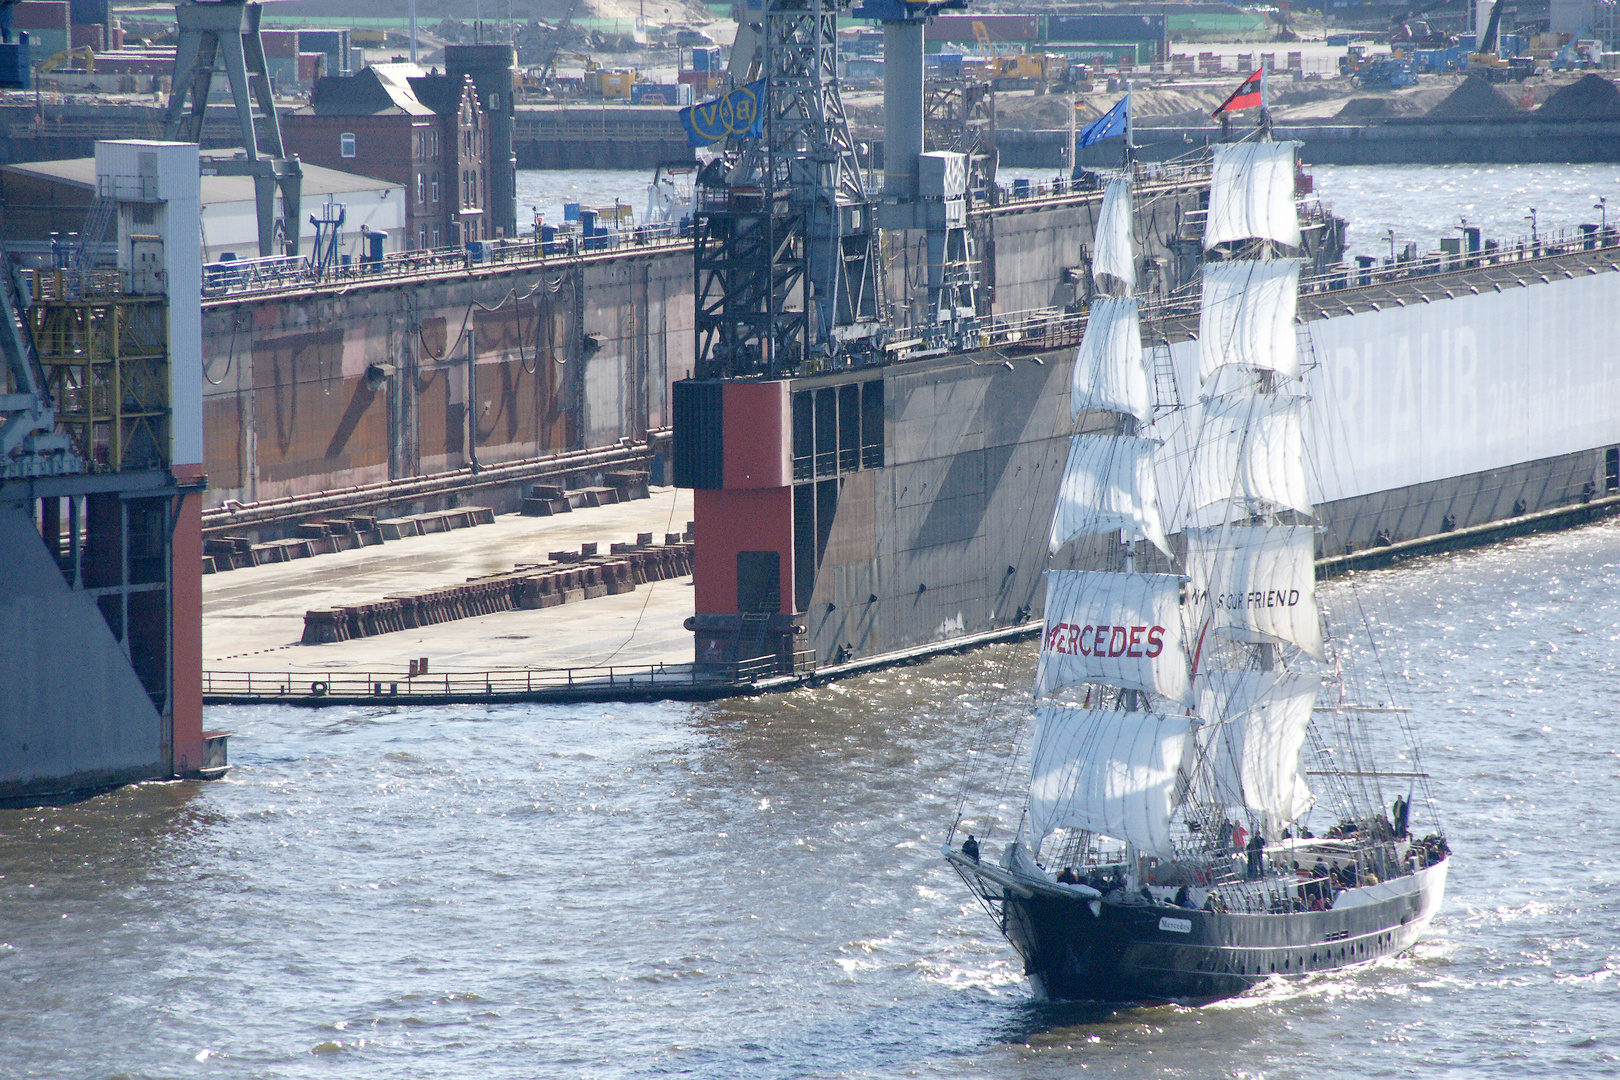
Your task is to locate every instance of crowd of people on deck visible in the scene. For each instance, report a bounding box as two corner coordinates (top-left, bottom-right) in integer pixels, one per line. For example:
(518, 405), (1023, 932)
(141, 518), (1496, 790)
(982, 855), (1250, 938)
(961, 798), (1449, 915)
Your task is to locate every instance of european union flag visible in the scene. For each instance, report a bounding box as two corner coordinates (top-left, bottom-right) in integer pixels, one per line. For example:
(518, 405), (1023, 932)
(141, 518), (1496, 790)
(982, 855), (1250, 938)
(1078, 94), (1129, 148)
(680, 80), (767, 149)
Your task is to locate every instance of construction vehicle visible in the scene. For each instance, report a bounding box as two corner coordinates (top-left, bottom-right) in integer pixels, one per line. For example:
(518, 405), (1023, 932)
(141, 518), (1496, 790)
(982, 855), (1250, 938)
(1390, 15), (1456, 50)
(1550, 24), (1599, 70)
(969, 21), (1067, 88)
(1273, 1), (1299, 42)
(1468, 0), (1517, 81)
(1352, 53), (1417, 88)
(35, 45), (94, 75)
(556, 51), (601, 74)
(522, 51), (598, 96)
(533, 0), (583, 85)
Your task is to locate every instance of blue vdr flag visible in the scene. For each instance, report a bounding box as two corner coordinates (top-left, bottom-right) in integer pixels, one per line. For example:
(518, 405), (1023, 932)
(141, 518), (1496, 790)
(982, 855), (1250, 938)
(1078, 94), (1129, 148)
(680, 80), (767, 148)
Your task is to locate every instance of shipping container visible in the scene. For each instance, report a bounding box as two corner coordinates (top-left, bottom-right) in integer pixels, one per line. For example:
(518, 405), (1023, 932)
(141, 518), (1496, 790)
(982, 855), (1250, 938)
(1045, 13), (1166, 46)
(631, 82), (693, 105)
(924, 14), (1040, 45)
(1054, 41), (1152, 66)
(260, 30), (300, 60)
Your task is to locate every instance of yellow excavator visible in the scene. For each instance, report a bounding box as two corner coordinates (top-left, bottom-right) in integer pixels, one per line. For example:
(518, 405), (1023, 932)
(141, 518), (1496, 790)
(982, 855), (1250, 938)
(36, 45), (95, 75)
(971, 19), (1068, 87)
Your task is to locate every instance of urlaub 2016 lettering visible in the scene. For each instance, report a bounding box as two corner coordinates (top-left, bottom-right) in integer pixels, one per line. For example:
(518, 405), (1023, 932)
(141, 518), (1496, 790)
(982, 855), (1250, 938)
(1042, 623), (1166, 659)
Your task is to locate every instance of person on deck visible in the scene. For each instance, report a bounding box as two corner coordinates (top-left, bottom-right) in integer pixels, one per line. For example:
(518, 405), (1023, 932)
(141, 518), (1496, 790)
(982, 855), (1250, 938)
(961, 835), (980, 863)
(1245, 832), (1266, 880)
(1057, 867), (1080, 884)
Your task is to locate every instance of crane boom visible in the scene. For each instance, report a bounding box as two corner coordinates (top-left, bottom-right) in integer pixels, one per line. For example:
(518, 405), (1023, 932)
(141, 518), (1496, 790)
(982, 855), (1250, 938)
(1479, 0), (1504, 56)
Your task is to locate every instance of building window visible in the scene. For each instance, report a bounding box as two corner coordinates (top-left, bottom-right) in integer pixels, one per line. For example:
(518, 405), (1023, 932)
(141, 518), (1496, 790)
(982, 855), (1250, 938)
(433, 227), (441, 247)
(340, 132), (356, 158)
(419, 226), (427, 249)
(432, 174), (439, 204)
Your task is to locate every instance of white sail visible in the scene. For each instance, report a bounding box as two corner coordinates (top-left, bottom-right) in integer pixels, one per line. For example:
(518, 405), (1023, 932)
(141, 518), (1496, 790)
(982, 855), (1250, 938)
(1185, 525), (1323, 658)
(1193, 670), (1319, 822)
(1203, 141), (1301, 250)
(1093, 177), (1136, 289)
(1071, 298), (1150, 422)
(1197, 259), (1301, 385)
(1191, 393), (1311, 516)
(1029, 704), (1192, 858)
(1049, 435), (1171, 556)
(1036, 570), (1191, 703)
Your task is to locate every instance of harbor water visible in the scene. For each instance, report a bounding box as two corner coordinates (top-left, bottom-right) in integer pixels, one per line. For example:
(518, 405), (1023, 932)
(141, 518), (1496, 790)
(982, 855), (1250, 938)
(515, 163), (1620, 260)
(4, 523), (1618, 1076)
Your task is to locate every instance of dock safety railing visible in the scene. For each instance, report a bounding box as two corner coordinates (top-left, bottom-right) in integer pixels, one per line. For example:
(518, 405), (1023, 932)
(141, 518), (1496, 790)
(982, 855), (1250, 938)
(202, 650), (818, 703)
(199, 226), (696, 302)
(958, 228), (1620, 359)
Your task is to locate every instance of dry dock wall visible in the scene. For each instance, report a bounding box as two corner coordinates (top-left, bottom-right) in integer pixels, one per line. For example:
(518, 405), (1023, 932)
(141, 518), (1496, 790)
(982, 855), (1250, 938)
(200, 248), (695, 509)
(782, 263), (1620, 668)
(198, 182), (1216, 514)
(795, 351), (1080, 665)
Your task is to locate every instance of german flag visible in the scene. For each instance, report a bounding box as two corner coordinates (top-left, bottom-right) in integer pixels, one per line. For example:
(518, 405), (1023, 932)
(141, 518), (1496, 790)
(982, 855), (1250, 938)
(1211, 69), (1264, 117)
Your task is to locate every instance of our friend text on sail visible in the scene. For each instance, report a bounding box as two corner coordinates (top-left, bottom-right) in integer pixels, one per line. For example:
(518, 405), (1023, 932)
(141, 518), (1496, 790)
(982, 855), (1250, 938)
(1192, 588), (1303, 611)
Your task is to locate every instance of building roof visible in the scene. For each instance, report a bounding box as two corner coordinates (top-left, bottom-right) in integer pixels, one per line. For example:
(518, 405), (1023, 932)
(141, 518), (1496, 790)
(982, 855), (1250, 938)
(2, 157), (406, 203)
(295, 63), (436, 117)
(409, 71), (478, 118)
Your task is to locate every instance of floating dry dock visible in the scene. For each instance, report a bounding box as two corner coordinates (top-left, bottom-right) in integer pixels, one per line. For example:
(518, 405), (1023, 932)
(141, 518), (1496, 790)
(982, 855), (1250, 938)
(200, 482), (1620, 708)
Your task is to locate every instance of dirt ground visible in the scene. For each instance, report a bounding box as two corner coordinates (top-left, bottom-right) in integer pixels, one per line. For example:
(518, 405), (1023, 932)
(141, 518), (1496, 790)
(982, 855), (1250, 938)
(845, 70), (1600, 133)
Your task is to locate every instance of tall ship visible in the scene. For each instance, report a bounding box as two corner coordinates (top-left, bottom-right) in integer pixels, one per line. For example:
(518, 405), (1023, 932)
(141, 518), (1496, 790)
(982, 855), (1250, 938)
(942, 132), (1449, 1002)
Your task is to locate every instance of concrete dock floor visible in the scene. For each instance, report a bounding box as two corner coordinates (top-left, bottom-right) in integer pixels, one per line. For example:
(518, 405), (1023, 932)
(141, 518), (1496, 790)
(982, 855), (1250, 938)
(203, 487), (696, 677)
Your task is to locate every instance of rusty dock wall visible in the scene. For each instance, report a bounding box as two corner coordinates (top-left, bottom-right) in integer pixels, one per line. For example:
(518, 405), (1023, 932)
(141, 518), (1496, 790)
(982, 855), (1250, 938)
(200, 240), (695, 520)
(195, 172), (1217, 535)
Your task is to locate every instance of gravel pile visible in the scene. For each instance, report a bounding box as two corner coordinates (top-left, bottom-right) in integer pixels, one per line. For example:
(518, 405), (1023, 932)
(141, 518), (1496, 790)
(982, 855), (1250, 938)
(1535, 74), (1620, 120)
(1425, 73), (1523, 118)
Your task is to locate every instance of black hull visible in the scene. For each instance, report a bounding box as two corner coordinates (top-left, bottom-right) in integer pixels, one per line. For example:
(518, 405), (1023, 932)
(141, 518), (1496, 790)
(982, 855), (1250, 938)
(1000, 861), (1448, 1004)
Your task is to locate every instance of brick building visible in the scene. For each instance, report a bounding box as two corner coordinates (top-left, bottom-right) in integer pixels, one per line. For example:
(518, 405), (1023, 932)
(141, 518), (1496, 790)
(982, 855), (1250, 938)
(283, 62), (490, 251)
(409, 69), (489, 249)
